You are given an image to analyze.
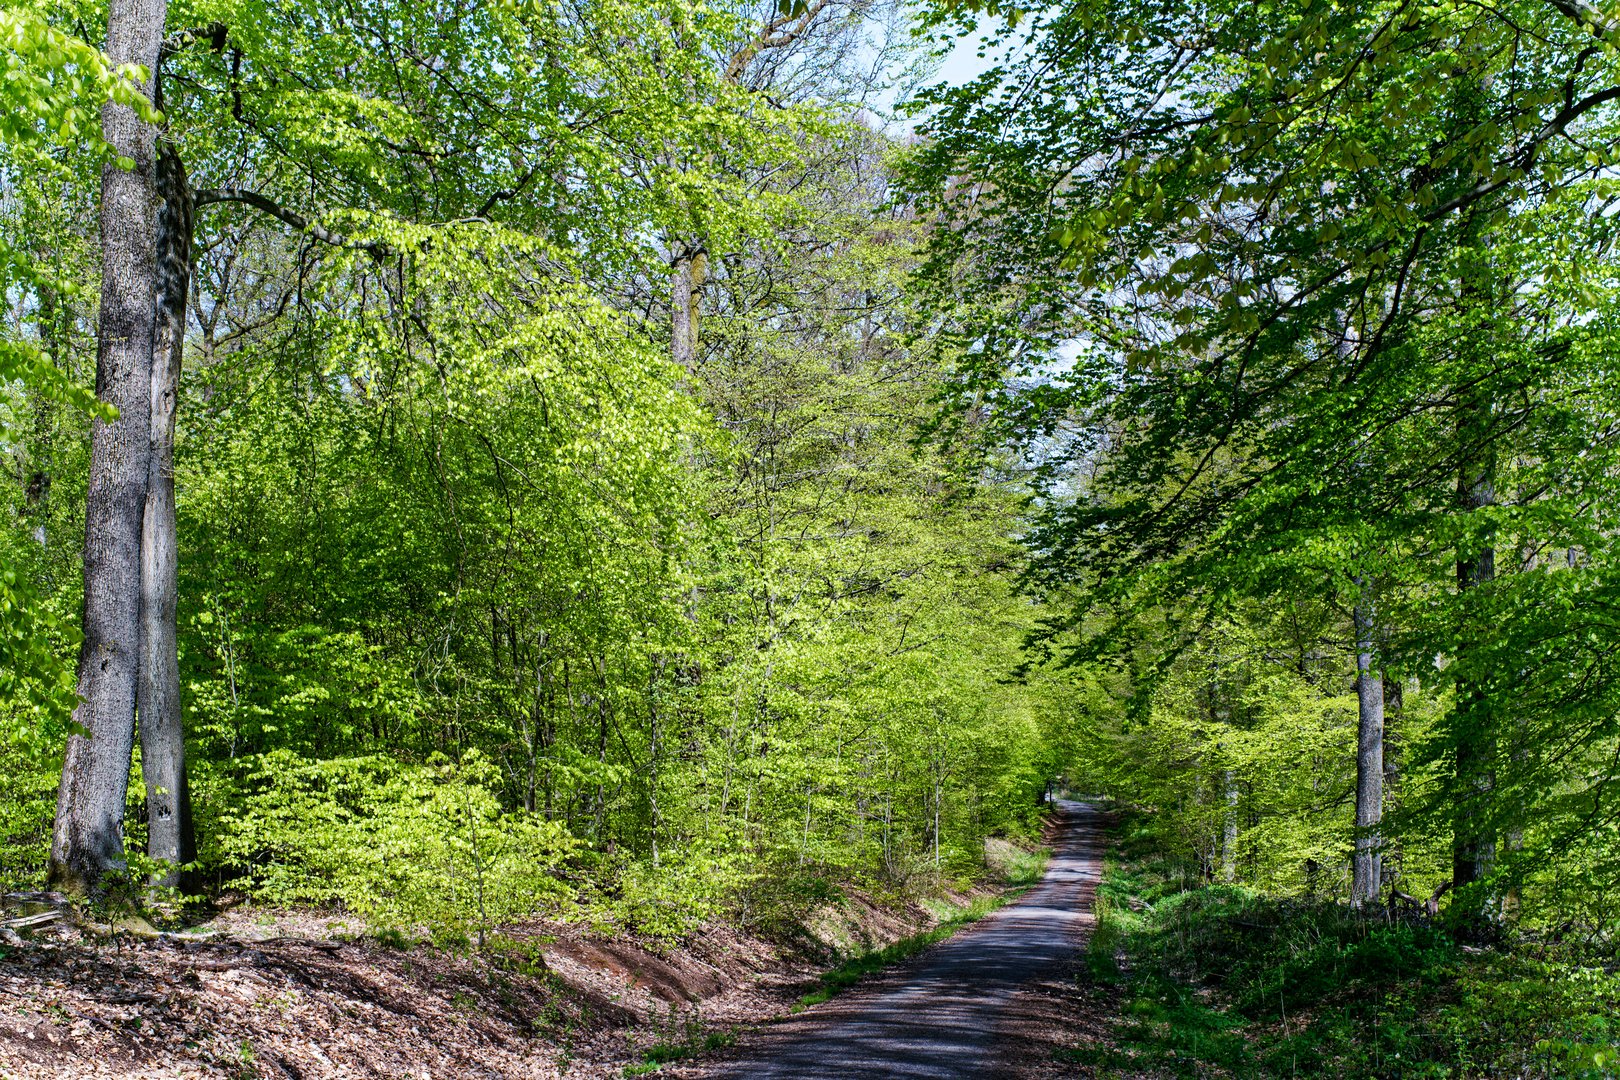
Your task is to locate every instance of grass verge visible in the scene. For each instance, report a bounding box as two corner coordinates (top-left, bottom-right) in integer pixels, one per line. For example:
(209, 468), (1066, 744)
(796, 895), (1000, 1008)
(797, 840), (1049, 1009)
(625, 1030), (737, 1075)
(622, 835), (1050, 1073)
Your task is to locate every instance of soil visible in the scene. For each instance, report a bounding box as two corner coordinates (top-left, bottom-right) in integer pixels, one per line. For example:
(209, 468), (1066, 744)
(0, 843), (1089, 1079)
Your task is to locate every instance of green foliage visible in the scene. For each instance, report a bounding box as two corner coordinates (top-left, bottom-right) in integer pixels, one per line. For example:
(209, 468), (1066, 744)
(0, 741), (58, 889)
(209, 750), (577, 937)
(0, 537), (79, 737)
(0, 4), (125, 743)
(0, 0), (1068, 947)
(1083, 843), (1620, 1078)
(0, 3), (159, 293)
(1066, 616), (1450, 902)
(910, 0), (1620, 941)
(596, 844), (757, 942)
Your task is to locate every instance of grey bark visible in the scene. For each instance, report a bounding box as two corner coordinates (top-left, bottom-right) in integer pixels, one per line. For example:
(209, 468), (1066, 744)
(670, 248), (704, 373)
(50, 0), (168, 895)
(139, 140), (195, 888)
(1220, 768), (1238, 883)
(1351, 587), (1384, 907)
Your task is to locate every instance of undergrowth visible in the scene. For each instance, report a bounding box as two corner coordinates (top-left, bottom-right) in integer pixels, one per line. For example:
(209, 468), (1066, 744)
(1071, 835), (1620, 1078)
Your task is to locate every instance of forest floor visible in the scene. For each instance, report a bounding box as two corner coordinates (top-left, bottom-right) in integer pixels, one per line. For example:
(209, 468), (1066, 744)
(0, 813), (1114, 1079)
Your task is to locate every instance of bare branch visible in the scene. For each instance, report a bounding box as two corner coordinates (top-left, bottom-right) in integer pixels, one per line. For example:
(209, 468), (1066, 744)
(1545, 0), (1620, 41)
(193, 188), (391, 256)
(723, 0), (832, 84)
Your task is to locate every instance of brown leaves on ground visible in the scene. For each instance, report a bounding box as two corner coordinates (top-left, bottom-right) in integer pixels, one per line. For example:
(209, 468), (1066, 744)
(0, 888), (980, 1080)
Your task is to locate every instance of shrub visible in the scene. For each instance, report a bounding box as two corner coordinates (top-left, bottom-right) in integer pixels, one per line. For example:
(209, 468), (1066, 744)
(209, 748), (577, 939)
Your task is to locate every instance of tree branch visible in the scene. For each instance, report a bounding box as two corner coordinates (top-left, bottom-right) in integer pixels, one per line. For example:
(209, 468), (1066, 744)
(475, 164), (540, 219)
(1423, 81), (1620, 223)
(160, 22), (227, 62)
(1545, 0), (1620, 41)
(194, 188), (391, 256)
(723, 0), (831, 83)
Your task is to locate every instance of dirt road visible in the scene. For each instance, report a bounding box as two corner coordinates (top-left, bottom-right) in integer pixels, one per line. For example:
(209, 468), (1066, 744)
(700, 800), (1105, 1079)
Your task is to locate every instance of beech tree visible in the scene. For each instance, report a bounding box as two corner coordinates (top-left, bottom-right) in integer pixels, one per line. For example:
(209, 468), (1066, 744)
(908, 0), (1620, 919)
(0, 9), (137, 734)
(48, 0), (167, 894)
(136, 137), (193, 886)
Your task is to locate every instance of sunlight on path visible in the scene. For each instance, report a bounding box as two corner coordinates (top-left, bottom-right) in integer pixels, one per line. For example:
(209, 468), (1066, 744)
(706, 801), (1104, 1079)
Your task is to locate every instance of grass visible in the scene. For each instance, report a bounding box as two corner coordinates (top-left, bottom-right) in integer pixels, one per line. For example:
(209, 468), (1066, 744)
(792, 836), (1048, 1009)
(1071, 839), (1620, 1079)
(985, 836), (1049, 889)
(370, 926), (414, 950)
(798, 891), (1020, 1008)
(624, 1030), (736, 1075)
(622, 1000), (737, 1076)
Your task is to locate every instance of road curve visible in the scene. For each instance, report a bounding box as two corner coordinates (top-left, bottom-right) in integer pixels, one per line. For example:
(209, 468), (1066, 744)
(704, 800), (1104, 1079)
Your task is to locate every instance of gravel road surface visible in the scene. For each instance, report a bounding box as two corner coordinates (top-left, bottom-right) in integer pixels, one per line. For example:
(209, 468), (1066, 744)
(703, 799), (1104, 1079)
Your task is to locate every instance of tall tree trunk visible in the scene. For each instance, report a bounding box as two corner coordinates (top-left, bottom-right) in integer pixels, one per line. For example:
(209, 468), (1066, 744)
(1452, 393), (1497, 897)
(139, 140), (195, 889)
(670, 247), (705, 373)
(1351, 585), (1384, 907)
(50, 0), (167, 895)
(1220, 768), (1238, 883)
(26, 283), (64, 549)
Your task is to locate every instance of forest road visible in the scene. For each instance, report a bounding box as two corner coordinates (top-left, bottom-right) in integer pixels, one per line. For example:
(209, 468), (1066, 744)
(701, 799), (1104, 1079)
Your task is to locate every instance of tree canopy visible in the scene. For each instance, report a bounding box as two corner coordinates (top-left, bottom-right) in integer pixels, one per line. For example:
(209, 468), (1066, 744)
(2, 1), (1620, 1062)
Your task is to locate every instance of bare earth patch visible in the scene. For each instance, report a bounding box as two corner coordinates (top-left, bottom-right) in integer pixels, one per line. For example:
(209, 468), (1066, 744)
(0, 880), (1002, 1079)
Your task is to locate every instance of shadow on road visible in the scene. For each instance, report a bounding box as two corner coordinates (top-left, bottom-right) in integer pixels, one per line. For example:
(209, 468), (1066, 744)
(703, 800), (1105, 1079)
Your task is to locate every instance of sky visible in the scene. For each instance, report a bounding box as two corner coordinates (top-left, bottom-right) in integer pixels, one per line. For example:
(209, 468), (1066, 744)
(933, 25), (1008, 89)
(871, 15), (1016, 133)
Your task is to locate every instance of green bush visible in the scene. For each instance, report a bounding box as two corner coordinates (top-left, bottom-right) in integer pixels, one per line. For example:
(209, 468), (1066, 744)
(209, 748), (577, 938)
(0, 744), (56, 891)
(595, 841), (755, 942)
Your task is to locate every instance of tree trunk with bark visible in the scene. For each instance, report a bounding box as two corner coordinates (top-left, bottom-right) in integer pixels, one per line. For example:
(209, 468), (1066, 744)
(1452, 392), (1497, 898)
(139, 140), (196, 889)
(1351, 586), (1384, 907)
(50, 0), (168, 895)
(670, 246), (705, 374)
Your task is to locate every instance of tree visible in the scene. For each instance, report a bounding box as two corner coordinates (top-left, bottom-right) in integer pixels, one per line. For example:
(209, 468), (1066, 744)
(137, 138), (194, 886)
(49, 0), (167, 894)
(907, 0), (1620, 917)
(1, 0), (1069, 938)
(0, 7), (149, 741)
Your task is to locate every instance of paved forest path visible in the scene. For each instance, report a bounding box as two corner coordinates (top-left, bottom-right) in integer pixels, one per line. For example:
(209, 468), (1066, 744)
(701, 800), (1105, 1079)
